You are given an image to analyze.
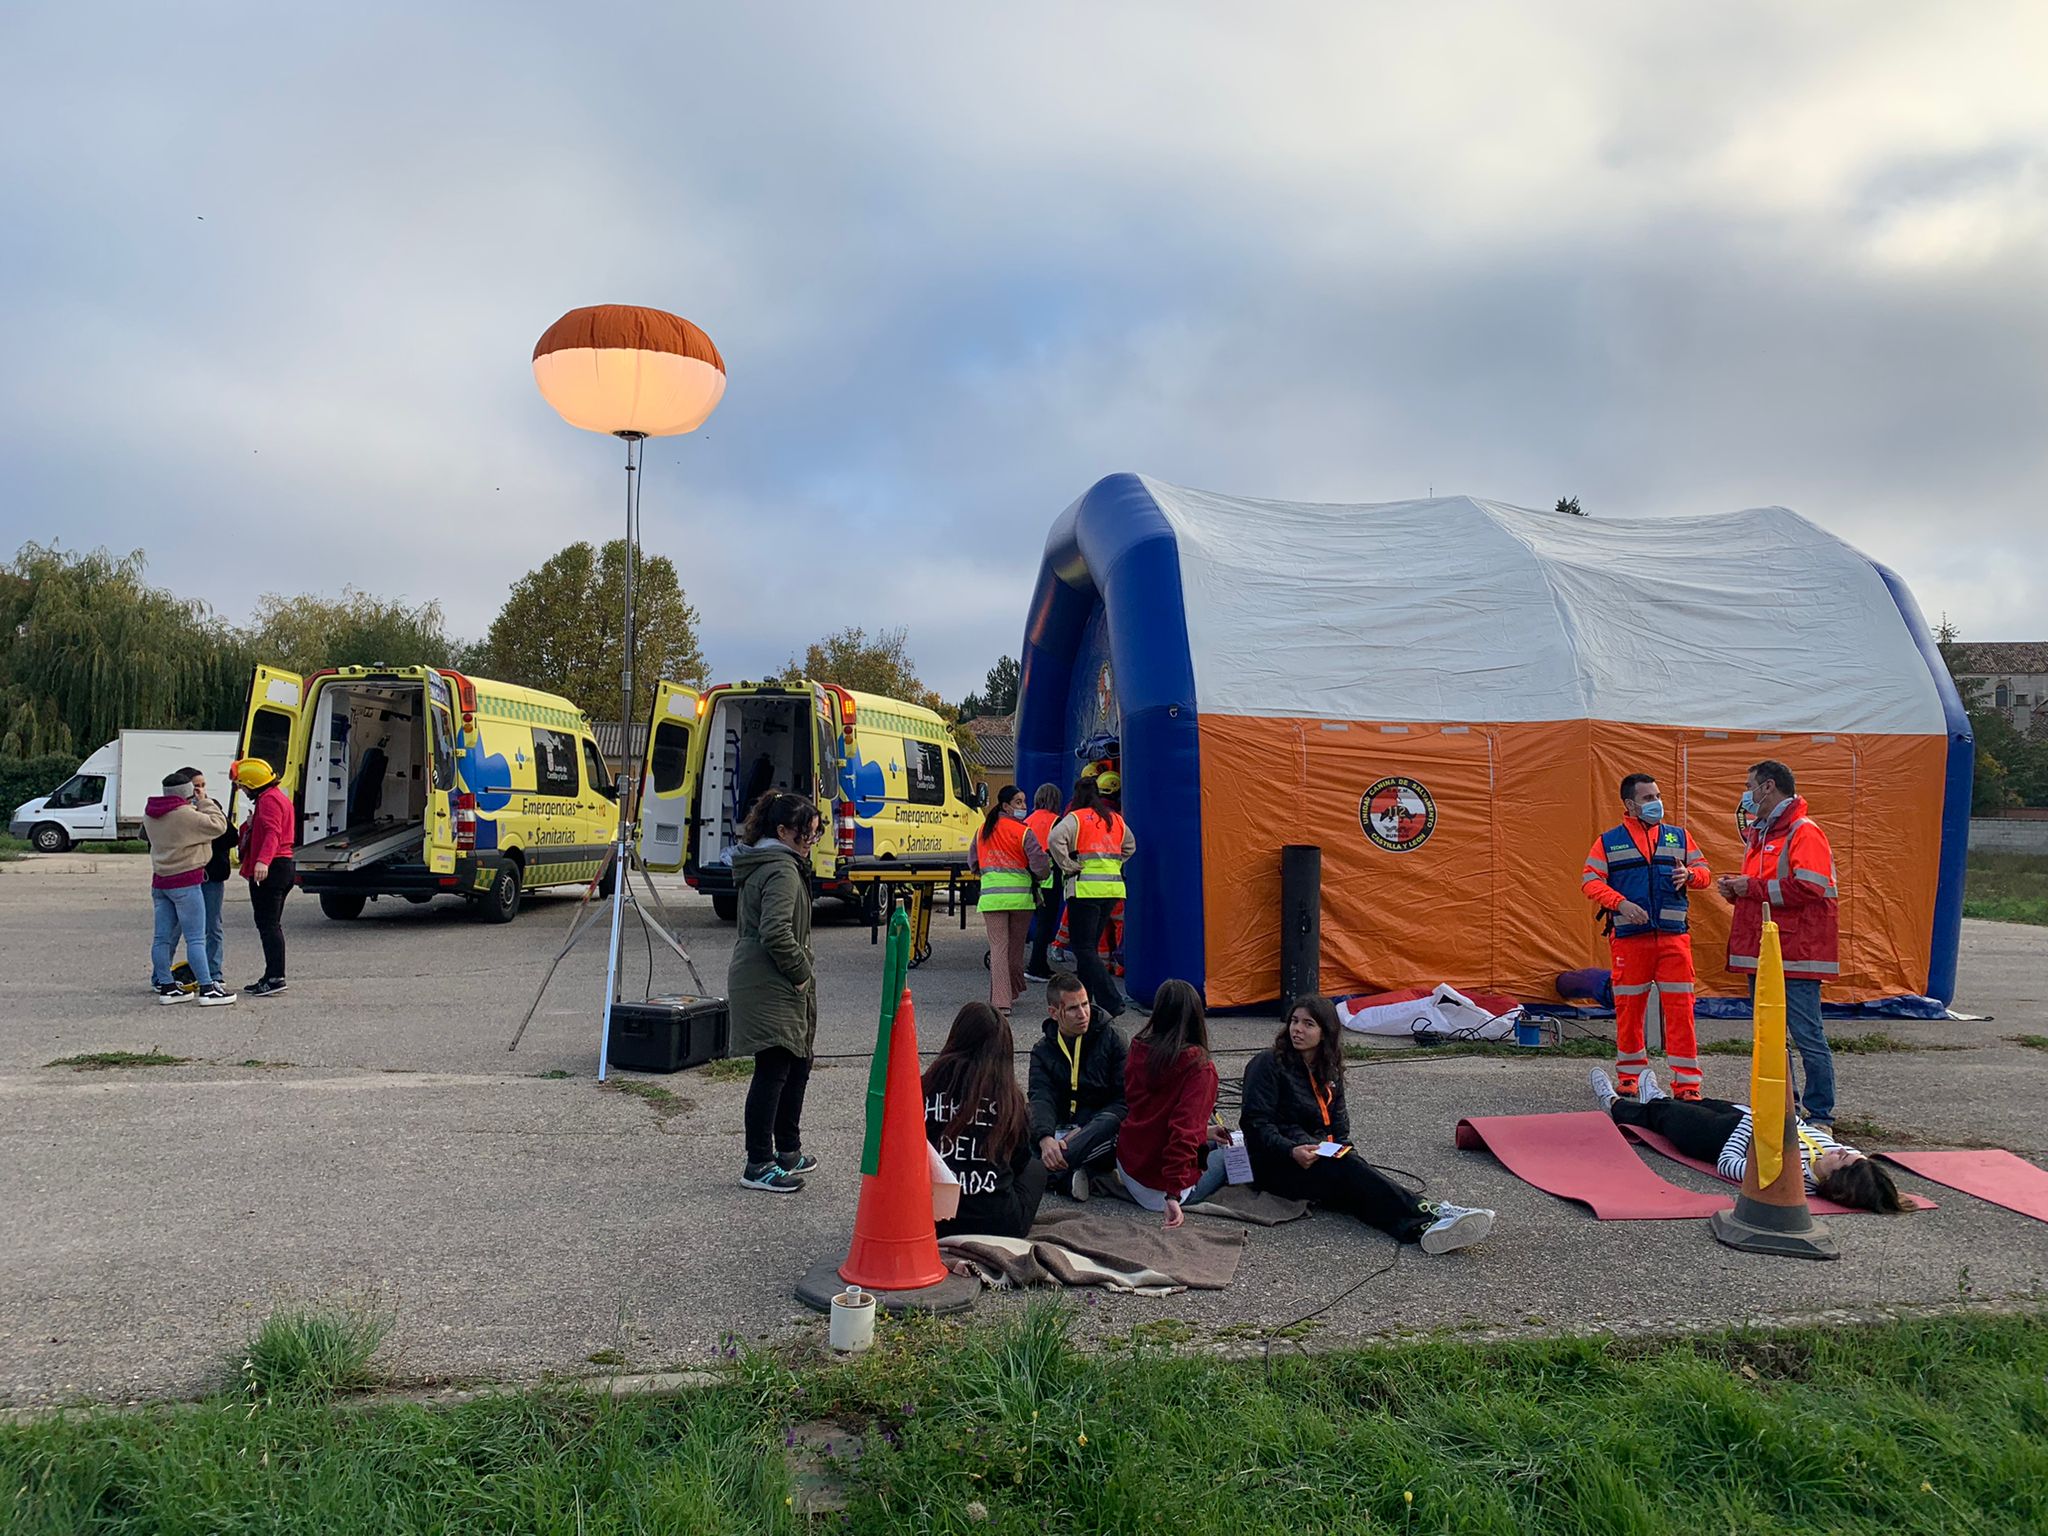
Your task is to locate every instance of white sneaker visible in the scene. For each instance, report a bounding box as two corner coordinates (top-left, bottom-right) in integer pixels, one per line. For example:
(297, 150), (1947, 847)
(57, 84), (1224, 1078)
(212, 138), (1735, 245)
(1587, 1067), (1618, 1109)
(1420, 1202), (1495, 1255)
(1069, 1165), (1091, 1203)
(1638, 1068), (1664, 1103)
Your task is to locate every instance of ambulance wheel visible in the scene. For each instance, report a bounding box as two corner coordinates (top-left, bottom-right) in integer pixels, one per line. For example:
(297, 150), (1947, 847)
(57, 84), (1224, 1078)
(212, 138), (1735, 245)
(712, 892), (738, 923)
(481, 863), (522, 924)
(30, 823), (69, 854)
(319, 892), (367, 921)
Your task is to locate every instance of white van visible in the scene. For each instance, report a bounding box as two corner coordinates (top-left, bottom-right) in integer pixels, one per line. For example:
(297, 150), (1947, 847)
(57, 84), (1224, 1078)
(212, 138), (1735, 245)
(10, 731), (239, 851)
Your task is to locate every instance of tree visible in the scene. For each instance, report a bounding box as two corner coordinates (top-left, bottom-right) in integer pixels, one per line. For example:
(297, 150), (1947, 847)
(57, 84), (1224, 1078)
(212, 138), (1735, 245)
(248, 588), (458, 675)
(783, 626), (950, 717)
(0, 543), (250, 752)
(1933, 613), (1959, 645)
(483, 540), (707, 717)
(1555, 496), (1586, 517)
(981, 655), (1019, 716)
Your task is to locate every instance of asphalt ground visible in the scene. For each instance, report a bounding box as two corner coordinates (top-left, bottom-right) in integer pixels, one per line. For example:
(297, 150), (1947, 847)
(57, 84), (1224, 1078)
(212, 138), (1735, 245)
(3, 856), (2045, 1407)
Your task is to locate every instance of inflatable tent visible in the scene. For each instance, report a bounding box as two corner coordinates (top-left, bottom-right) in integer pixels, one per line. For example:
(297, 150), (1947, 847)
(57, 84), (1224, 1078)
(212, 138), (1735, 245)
(1014, 474), (1972, 1011)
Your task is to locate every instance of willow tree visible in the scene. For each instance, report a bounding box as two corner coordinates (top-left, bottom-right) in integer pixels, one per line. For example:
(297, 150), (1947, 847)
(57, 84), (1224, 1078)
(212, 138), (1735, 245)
(1, 544), (250, 749)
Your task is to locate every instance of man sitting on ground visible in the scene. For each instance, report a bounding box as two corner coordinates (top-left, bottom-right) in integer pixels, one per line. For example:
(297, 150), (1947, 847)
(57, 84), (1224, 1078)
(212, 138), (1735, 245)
(1026, 972), (1129, 1201)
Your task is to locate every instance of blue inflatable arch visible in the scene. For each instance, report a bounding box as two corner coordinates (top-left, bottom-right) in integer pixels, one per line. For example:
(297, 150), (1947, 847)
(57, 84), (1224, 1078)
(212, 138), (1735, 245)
(1015, 474), (1207, 1004)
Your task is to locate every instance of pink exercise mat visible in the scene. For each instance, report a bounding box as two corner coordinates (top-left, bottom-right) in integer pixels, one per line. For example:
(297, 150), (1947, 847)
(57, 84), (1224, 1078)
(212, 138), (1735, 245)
(1453, 1111), (1732, 1220)
(1877, 1150), (2048, 1223)
(1617, 1123), (1936, 1214)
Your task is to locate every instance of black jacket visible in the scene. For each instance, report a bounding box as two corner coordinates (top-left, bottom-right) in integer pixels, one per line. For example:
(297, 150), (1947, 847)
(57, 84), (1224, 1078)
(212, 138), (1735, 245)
(1026, 1008), (1130, 1142)
(1240, 1048), (1351, 1172)
(204, 823), (238, 883)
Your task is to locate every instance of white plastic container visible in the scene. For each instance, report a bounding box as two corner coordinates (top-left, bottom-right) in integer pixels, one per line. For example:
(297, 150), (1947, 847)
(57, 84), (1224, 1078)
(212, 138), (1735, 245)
(829, 1284), (876, 1353)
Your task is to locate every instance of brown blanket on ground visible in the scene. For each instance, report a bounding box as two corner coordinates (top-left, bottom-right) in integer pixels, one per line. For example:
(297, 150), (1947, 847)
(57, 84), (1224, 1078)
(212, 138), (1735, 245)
(938, 1207), (1248, 1293)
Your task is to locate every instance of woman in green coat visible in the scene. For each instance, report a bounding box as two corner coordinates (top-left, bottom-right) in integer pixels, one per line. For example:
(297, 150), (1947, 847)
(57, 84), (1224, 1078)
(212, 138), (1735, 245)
(730, 790), (824, 1193)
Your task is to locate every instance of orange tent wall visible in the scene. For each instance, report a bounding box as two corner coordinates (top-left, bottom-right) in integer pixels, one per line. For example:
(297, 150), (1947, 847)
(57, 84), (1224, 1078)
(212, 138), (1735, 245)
(1197, 714), (1946, 1009)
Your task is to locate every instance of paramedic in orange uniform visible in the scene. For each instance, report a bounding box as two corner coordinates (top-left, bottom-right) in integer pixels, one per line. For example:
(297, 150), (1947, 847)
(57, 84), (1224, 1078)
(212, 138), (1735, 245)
(1580, 773), (1711, 1099)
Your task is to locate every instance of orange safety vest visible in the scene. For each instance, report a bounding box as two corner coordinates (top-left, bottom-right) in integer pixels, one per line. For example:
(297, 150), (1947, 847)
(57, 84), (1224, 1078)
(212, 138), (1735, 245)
(976, 816), (1035, 912)
(1072, 810), (1128, 900)
(1025, 809), (1059, 890)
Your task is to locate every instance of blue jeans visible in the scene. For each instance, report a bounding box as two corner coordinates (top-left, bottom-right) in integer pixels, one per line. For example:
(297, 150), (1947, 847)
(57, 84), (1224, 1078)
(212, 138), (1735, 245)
(152, 885), (212, 987)
(1784, 977), (1834, 1126)
(199, 880), (226, 984)
(1753, 975), (1834, 1125)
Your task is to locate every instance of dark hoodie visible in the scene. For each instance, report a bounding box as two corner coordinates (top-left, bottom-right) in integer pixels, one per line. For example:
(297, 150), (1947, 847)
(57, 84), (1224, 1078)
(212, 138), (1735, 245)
(1026, 1005), (1129, 1143)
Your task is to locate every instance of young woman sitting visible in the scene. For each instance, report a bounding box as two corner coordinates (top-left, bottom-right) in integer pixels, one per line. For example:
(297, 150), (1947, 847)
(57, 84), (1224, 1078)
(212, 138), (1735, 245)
(1115, 979), (1231, 1227)
(1589, 1066), (1910, 1211)
(1243, 996), (1497, 1254)
(924, 1002), (1047, 1239)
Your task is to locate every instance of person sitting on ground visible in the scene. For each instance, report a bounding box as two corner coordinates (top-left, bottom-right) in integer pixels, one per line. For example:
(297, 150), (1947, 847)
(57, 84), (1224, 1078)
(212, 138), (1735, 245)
(1588, 1066), (1910, 1212)
(1026, 971), (1129, 1202)
(143, 768), (234, 1006)
(1116, 978), (1229, 1228)
(1242, 996), (1496, 1254)
(924, 1002), (1046, 1239)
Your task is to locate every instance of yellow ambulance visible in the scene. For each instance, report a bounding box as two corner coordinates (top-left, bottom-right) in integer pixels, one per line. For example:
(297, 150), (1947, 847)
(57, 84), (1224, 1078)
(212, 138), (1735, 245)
(236, 663), (619, 921)
(635, 678), (981, 919)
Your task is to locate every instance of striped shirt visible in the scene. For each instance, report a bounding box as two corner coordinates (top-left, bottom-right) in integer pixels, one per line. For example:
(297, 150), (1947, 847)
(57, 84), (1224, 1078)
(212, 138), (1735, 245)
(1716, 1107), (1855, 1193)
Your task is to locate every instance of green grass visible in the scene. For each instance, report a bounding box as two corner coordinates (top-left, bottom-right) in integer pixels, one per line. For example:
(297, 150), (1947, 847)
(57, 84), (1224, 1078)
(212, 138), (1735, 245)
(2011, 1035), (2048, 1052)
(43, 1050), (190, 1071)
(1965, 851), (2048, 926)
(0, 834), (150, 857)
(238, 1304), (394, 1402)
(698, 1056), (753, 1083)
(7, 1307), (2046, 1534)
(604, 1078), (694, 1120)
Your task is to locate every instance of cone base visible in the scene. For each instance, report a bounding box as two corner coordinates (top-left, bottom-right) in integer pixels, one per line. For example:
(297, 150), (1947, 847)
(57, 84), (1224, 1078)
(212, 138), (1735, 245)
(795, 1257), (979, 1316)
(1709, 1199), (1840, 1261)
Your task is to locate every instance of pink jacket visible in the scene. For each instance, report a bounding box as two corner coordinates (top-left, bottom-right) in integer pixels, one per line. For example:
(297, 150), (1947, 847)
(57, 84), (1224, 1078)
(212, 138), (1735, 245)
(239, 785), (295, 873)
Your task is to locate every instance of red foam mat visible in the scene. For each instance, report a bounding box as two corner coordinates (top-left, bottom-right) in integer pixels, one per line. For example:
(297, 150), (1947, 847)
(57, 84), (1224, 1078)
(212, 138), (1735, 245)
(1877, 1150), (2048, 1223)
(1619, 1124), (1935, 1213)
(1453, 1111), (1731, 1220)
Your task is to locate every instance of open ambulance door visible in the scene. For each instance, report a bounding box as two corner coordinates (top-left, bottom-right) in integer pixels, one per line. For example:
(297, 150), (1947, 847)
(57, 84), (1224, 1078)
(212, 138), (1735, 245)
(636, 682), (700, 872)
(235, 664), (305, 823)
(811, 682), (847, 880)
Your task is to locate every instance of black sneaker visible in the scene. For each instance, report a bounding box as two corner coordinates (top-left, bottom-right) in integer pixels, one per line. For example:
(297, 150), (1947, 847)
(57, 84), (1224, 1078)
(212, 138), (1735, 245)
(246, 978), (288, 997)
(778, 1153), (820, 1175)
(740, 1162), (805, 1193)
(155, 983), (191, 1005)
(197, 984), (238, 1007)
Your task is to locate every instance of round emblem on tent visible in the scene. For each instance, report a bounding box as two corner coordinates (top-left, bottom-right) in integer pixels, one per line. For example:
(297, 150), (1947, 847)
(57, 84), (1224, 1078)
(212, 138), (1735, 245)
(1360, 776), (1436, 852)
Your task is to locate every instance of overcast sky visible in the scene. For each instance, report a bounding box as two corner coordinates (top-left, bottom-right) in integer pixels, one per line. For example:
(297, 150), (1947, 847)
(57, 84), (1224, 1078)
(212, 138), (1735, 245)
(3, 2), (2043, 701)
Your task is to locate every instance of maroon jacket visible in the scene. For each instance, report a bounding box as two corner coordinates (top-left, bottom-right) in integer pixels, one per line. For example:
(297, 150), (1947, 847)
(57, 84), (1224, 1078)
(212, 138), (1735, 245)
(239, 784), (295, 873)
(1117, 1037), (1218, 1196)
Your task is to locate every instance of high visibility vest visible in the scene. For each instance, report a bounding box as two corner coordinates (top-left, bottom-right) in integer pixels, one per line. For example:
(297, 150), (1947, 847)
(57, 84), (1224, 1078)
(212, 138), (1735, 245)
(1600, 820), (1692, 937)
(976, 817), (1036, 912)
(1072, 811), (1128, 900)
(1025, 809), (1059, 890)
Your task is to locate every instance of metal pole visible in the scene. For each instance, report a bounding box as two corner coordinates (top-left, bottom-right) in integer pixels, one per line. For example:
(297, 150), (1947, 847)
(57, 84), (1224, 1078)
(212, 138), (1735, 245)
(597, 432), (645, 1081)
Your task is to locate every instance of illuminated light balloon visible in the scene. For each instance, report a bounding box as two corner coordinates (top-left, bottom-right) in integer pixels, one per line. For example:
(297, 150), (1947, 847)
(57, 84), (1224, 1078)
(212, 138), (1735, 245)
(532, 304), (725, 437)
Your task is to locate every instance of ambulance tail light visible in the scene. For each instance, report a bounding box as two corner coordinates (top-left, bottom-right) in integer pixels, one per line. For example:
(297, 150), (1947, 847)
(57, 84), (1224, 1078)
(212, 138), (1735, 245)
(836, 798), (856, 860)
(454, 792), (477, 852)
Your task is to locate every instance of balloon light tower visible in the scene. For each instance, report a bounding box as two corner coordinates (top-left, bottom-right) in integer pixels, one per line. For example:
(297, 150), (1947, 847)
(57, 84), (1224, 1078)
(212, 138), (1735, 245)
(517, 306), (726, 1079)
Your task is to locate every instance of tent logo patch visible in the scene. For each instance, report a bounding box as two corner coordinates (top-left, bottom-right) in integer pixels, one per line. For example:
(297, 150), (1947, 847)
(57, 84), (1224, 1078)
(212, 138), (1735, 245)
(1360, 776), (1436, 852)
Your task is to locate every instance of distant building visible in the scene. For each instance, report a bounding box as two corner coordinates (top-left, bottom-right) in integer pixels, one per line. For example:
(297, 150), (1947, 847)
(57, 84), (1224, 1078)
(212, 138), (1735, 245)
(959, 713), (1017, 790)
(591, 721), (647, 776)
(1942, 642), (2048, 737)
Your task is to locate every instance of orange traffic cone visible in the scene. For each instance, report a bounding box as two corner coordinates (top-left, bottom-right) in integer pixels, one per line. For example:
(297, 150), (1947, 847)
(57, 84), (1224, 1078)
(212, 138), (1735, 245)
(839, 985), (947, 1291)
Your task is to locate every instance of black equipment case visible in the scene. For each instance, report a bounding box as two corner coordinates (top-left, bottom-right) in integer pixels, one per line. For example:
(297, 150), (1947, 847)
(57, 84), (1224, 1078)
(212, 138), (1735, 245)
(606, 995), (730, 1074)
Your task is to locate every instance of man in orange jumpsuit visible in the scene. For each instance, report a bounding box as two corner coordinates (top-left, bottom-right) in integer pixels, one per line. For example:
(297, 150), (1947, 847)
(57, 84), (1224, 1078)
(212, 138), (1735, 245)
(1581, 772), (1712, 1099)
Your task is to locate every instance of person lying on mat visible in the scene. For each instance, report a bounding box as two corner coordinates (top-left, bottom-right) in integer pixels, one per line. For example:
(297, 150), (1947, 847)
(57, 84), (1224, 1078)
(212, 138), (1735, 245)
(924, 1002), (1047, 1239)
(1116, 979), (1230, 1228)
(1027, 971), (1129, 1203)
(1588, 1066), (1909, 1212)
(1242, 996), (1496, 1254)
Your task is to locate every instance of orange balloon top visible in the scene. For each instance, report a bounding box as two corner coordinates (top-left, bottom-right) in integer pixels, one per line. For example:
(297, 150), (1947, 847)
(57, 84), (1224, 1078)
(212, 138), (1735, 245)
(533, 305), (724, 372)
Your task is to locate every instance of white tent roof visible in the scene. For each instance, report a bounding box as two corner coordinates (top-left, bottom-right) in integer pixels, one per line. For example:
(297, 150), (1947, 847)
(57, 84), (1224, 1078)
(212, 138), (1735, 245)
(1143, 476), (1945, 735)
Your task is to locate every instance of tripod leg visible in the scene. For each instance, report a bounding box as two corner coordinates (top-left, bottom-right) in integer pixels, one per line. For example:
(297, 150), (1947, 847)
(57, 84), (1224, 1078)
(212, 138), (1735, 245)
(629, 854), (710, 996)
(506, 851), (617, 1052)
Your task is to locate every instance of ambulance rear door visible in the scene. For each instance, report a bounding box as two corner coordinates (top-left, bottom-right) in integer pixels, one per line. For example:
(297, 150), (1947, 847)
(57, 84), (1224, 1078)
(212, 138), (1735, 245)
(636, 681), (700, 872)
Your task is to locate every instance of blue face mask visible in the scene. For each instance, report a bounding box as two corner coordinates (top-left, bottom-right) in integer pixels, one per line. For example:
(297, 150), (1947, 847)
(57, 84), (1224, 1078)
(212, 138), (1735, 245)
(1738, 790), (1757, 818)
(1637, 798), (1664, 824)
